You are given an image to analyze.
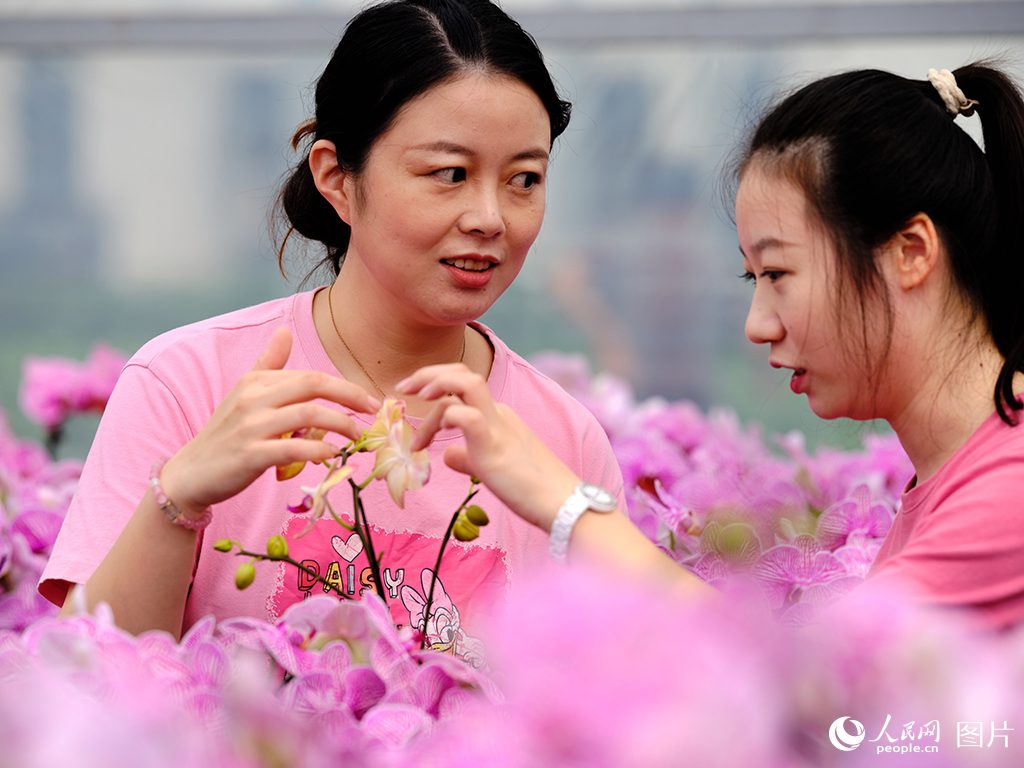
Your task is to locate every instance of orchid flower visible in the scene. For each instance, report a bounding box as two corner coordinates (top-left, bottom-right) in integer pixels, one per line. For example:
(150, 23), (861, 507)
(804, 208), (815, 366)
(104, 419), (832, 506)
(371, 417), (430, 509)
(294, 459), (354, 536)
(275, 427), (329, 481)
(361, 398), (405, 453)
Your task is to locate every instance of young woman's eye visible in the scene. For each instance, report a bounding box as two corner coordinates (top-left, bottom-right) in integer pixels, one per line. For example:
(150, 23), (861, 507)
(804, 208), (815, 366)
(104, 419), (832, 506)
(433, 167), (466, 183)
(739, 269), (783, 284)
(511, 171), (540, 189)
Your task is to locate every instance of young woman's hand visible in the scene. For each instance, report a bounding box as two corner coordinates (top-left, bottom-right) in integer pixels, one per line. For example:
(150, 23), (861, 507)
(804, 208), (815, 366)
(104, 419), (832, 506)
(159, 327), (380, 519)
(397, 363), (578, 532)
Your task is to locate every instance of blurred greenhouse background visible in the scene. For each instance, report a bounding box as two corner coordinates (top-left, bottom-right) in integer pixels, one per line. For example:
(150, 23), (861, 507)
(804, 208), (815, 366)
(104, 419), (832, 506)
(0, 0), (1022, 457)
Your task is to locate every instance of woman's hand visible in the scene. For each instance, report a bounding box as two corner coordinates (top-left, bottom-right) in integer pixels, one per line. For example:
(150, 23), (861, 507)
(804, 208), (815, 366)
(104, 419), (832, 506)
(397, 364), (578, 532)
(399, 364), (711, 596)
(159, 327), (380, 518)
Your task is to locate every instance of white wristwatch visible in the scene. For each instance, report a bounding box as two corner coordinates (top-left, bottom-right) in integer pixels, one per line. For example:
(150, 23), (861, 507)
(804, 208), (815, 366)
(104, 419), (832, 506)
(550, 482), (617, 564)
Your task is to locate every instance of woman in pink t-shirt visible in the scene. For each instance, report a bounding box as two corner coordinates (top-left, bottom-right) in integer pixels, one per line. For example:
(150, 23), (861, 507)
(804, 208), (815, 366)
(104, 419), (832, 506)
(403, 63), (1024, 628)
(48, 0), (615, 639)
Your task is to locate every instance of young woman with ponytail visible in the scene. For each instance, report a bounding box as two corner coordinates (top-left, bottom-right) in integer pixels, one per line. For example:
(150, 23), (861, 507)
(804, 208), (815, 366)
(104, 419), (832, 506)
(40, 0), (625, 645)
(402, 62), (1024, 629)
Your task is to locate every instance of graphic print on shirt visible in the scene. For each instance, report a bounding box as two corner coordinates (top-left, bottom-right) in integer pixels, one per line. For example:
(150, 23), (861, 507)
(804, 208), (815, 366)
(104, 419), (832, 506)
(401, 568), (487, 667)
(270, 513), (505, 668)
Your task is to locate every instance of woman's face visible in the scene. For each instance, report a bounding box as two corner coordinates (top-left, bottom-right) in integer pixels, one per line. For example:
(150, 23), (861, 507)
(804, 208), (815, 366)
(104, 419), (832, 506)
(737, 165), (884, 420)
(340, 71), (551, 327)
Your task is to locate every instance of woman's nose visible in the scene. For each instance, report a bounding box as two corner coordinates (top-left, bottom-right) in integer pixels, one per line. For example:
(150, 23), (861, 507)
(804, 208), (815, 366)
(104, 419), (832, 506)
(459, 186), (505, 238)
(745, 289), (784, 345)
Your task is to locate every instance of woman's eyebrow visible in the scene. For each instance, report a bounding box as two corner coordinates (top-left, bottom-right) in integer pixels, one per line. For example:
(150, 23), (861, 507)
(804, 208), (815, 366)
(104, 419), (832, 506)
(750, 236), (788, 254)
(411, 141), (473, 156)
(513, 148), (549, 162)
(408, 142), (549, 162)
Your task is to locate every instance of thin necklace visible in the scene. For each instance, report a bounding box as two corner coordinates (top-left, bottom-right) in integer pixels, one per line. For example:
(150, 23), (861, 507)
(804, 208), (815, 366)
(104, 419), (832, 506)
(327, 285), (465, 400)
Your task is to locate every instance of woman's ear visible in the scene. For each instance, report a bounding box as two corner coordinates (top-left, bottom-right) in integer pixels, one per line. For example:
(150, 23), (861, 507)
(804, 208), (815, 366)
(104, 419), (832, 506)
(309, 139), (352, 224)
(886, 212), (941, 291)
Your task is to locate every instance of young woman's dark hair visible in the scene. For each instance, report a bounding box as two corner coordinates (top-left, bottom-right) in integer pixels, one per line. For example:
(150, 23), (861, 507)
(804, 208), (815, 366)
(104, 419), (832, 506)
(733, 63), (1024, 423)
(277, 0), (572, 280)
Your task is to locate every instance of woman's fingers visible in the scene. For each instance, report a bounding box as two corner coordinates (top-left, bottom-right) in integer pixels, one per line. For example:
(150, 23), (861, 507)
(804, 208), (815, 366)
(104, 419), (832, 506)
(161, 332), (382, 511)
(411, 398), (457, 452)
(239, 368), (381, 415)
(253, 326), (293, 372)
(247, 328), (381, 414)
(258, 401), (366, 443)
(442, 443), (471, 475)
(401, 366), (496, 452)
(397, 364), (491, 407)
(400, 362), (583, 531)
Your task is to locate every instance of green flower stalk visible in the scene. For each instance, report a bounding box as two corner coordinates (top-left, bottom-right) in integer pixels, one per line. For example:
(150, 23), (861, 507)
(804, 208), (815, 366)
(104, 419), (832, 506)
(421, 480), (485, 640)
(216, 397), (486, 647)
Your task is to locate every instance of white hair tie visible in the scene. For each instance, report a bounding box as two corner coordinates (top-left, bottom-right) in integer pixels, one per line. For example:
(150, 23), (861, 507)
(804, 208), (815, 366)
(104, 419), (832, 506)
(927, 68), (979, 117)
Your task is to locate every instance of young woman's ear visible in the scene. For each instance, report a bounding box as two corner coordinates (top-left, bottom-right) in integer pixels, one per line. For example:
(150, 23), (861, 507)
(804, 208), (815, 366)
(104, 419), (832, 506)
(309, 139), (353, 224)
(885, 212), (941, 291)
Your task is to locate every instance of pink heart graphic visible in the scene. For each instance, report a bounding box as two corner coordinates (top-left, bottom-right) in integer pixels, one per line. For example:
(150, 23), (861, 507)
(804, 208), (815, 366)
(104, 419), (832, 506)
(332, 533), (364, 562)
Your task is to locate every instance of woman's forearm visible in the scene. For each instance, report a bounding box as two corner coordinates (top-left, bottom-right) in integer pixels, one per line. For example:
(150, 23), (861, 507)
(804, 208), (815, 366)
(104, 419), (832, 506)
(58, 488), (199, 639)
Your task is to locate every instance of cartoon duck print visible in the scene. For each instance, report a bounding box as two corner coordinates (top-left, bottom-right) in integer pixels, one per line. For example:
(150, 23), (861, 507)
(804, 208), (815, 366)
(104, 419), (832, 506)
(401, 569), (486, 668)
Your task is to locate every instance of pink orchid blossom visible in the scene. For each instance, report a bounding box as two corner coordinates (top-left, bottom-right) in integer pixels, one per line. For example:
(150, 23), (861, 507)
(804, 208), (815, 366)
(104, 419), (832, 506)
(815, 484), (895, 551)
(752, 534), (851, 623)
(18, 343), (129, 432)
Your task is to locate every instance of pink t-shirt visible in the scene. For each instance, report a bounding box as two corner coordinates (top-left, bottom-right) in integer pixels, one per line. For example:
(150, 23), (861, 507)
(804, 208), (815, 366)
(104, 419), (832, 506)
(868, 409), (1024, 629)
(40, 290), (624, 662)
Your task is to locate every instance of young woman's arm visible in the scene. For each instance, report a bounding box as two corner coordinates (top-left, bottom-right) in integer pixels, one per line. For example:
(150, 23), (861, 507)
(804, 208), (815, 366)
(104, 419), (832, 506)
(398, 365), (709, 592)
(58, 328), (380, 638)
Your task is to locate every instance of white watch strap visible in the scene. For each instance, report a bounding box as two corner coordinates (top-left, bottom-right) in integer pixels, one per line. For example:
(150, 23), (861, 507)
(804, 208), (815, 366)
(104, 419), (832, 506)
(550, 488), (592, 565)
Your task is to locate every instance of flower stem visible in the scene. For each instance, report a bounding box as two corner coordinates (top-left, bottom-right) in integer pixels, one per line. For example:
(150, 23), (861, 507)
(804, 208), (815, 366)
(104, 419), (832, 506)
(235, 549), (345, 598)
(421, 485), (478, 642)
(349, 478), (387, 607)
(44, 424), (64, 460)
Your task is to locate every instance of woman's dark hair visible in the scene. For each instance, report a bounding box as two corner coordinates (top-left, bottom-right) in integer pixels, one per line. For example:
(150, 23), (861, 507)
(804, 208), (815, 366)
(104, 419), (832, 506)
(733, 63), (1024, 423)
(276, 0), (571, 281)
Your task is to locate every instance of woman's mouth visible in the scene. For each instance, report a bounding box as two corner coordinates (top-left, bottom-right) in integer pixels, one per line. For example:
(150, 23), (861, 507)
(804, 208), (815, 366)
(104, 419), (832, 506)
(441, 258), (496, 288)
(790, 368), (808, 394)
(441, 258), (492, 272)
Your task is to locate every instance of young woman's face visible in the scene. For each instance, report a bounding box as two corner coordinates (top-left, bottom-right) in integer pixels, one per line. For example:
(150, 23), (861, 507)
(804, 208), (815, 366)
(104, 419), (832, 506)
(341, 72), (551, 327)
(737, 165), (884, 420)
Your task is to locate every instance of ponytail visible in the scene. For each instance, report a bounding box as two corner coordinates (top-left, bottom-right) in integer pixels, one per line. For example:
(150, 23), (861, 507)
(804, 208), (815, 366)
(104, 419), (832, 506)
(275, 119), (350, 282)
(953, 64), (1024, 423)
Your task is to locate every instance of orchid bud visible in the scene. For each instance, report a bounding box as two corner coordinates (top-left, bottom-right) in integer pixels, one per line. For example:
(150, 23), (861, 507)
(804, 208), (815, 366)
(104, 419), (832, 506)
(276, 428), (329, 480)
(213, 539), (233, 552)
(452, 516), (480, 542)
(267, 535), (289, 558)
(465, 505), (489, 526)
(235, 563), (257, 590)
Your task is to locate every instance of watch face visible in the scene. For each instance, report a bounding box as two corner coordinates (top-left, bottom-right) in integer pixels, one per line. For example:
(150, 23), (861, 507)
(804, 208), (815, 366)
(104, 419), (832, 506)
(579, 482), (616, 511)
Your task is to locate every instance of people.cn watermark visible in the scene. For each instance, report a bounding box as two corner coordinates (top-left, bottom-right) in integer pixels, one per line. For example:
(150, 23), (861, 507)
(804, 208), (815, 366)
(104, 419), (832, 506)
(829, 716), (1013, 754)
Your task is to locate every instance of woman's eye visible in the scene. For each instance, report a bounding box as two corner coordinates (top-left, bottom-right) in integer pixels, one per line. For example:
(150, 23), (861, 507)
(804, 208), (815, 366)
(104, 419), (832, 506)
(739, 270), (783, 284)
(511, 171), (540, 189)
(433, 167), (466, 183)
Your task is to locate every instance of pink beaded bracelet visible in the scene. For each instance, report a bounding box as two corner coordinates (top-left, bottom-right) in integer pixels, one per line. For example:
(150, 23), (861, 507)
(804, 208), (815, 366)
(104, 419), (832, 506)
(149, 457), (212, 531)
